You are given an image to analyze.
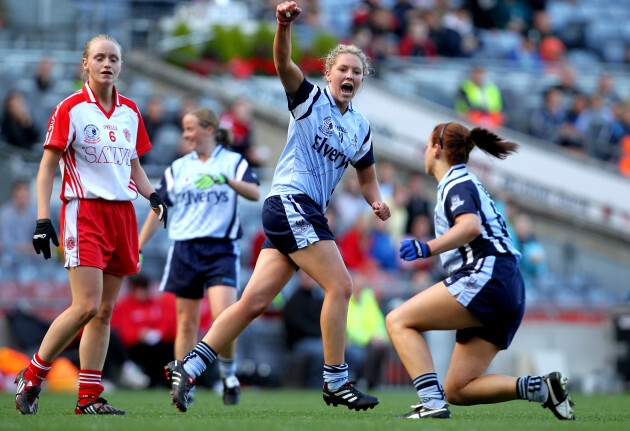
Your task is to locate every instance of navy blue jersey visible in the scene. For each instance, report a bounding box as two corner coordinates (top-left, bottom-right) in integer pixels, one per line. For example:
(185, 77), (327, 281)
(434, 164), (521, 275)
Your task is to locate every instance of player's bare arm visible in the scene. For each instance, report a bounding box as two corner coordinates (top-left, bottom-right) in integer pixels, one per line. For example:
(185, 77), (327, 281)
(273, 1), (303, 97)
(356, 164), (390, 221)
(427, 212), (481, 256)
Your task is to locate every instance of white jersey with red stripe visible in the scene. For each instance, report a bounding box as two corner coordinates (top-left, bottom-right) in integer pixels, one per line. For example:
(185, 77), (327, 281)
(44, 82), (152, 202)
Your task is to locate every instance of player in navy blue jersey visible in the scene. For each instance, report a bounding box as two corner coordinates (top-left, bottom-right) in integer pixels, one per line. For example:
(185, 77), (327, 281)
(387, 122), (575, 420)
(164, 1), (390, 413)
(139, 107), (260, 406)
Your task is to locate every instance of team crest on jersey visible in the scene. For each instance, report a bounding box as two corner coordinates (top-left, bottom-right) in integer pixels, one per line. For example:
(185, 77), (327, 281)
(318, 117), (334, 136)
(123, 128), (131, 143)
(450, 195), (465, 211)
(83, 124), (101, 144)
(65, 236), (76, 251)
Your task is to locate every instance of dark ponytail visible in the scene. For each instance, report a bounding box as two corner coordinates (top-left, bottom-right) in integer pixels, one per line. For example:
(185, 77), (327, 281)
(215, 128), (233, 148)
(435, 123), (518, 165)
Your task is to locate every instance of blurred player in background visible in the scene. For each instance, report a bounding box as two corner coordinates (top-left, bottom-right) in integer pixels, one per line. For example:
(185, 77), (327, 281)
(164, 0), (390, 413)
(139, 107), (260, 406)
(16, 34), (167, 416)
(388, 122), (575, 420)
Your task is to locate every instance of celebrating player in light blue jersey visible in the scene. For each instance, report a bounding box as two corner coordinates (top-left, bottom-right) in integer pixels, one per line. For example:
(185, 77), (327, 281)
(387, 122), (575, 420)
(139, 108), (260, 409)
(164, 1), (390, 413)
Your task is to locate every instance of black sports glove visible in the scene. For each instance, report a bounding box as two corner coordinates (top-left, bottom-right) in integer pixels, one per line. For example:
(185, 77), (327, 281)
(150, 192), (168, 229)
(32, 218), (59, 260)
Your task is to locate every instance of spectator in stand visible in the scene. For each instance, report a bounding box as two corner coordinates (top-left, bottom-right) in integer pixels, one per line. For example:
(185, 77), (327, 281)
(442, 7), (479, 57)
(386, 182), (409, 244)
(34, 56), (56, 94)
(368, 216), (398, 272)
(454, 65), (504, 129)
(528, 87), (566, 145)
(377, 159), (395, 201)
(580, 93), (616, 161)
(219, 98), (267, 167)
(346, 274), (389, 390)
(405, 172), (431, 235)
(110, 274), (176, 387)
(538, 36), (566, 65)
(337, 212), (377, 272)
(398, 14), (438, 57)
(282, 271), (326, 388)
(505, 32), (543, 72)
(392, 0), (414, 39)
(558, 91), (588, 151)
(594, 72), (621, 109)
(0, 181), (39, 276)
(608, 101), (630, 164)
(513, 214), (547, 291)
(142, 96), (167, 143)
(331, 175), (370, 236)
(1, 90), (41, 152)
(422, 9), (462, 58)
(550, 63), (580, 108)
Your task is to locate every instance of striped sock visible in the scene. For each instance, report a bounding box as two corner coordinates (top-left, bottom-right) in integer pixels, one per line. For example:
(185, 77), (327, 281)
(218, 356), (237, 379)
(323, 363), (349, 391)
(413, 372), (446, 409)
(183, 341), (217, 378)
(78, 369), (104, 405)
(25, 353), (53, 386)
(517, 375), (548, 403)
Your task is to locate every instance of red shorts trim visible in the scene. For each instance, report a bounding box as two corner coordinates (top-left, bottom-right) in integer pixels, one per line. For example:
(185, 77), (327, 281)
(61, 199), (139, 275)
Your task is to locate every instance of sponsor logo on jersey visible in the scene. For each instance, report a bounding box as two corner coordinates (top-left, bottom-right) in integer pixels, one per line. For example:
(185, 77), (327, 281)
(123, 128), (131, 143)
(84, 145), (132, 165)
(181, 190), (228, 205)
(65, 236), (76, 251)
(450, 194), (465, 211)
(318, 116), (334, 136)
(293, 219), (311, 234)
(312, 135), (352, 169)
(83, 124), (101, 144)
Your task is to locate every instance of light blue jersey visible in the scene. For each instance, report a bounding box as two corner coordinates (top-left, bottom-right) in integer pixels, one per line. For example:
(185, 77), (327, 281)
(434, 164), (521, 275)
(155, 146), (259, 241)
(268, 79), (375, 213)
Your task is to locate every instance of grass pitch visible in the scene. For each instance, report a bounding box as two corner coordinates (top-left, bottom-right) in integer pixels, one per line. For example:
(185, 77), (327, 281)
(2, 387), (629, 431)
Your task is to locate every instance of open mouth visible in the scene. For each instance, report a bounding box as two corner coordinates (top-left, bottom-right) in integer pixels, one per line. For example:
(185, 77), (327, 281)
(102, 70), (113, 76)
(341, 83), (354, 95)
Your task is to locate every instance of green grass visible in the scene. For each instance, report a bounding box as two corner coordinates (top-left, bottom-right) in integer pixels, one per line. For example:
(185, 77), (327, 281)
(2, 388), (630, 431)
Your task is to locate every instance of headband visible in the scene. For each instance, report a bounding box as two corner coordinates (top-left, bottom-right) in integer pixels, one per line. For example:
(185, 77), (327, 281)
(439, 122), (452, 149)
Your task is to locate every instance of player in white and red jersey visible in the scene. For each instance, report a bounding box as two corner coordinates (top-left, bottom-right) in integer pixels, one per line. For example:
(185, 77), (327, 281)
(15, 34), (167, 416)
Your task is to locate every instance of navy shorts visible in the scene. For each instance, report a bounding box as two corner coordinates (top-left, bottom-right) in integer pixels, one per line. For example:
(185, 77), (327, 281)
(159, 238), (240, 299)
(261, 194), (334, 255)
(444, 255), (525, 349)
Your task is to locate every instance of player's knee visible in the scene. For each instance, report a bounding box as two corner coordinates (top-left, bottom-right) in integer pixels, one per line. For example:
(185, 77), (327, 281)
(75, 304), (99, 324)
(443, 383), (469, 406)
(322, 276), (352, 301)
(239, 296), (271, 320)
(385, 309), (402, 336)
